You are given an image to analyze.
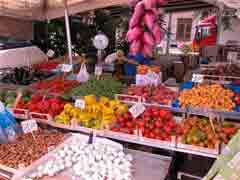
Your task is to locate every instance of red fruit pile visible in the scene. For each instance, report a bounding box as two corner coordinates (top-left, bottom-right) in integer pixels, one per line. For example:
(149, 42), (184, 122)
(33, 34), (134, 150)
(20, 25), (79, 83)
(125, 85), (177, 104)
(31, 77), (79, 95)
(111, 107), (177, 141)
(16, 100), (28, 109)
(111, 113), (137, 135)
(33, 61), (60, 71)
(26, 95), (65, 117)
(220, 122), (239, 144)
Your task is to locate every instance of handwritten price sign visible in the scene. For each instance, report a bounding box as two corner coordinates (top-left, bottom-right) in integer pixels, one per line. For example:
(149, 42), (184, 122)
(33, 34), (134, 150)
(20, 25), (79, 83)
(21, 120), (38, 134)
(192, 74), (204, 83)
(75, 99), (85, 109)
(129, 103), (146, 118)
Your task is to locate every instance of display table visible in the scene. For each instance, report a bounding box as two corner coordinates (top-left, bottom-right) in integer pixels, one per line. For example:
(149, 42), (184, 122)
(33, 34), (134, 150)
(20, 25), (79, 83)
(36, 149), (172, 180)
(0, 46), (47, 69)
(7, 134), (172, 180)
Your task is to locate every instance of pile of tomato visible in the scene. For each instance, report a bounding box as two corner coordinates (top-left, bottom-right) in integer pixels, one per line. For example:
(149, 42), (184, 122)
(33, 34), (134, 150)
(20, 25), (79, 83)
(30, 77), (79, 95)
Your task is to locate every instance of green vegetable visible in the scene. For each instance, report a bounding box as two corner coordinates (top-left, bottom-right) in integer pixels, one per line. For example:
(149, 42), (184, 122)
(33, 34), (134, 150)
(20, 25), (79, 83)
(63, 75), (124, 99)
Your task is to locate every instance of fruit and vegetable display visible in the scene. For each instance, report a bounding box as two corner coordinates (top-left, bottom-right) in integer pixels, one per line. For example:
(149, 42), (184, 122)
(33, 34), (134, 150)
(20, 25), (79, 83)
(201, 64), (240, 77)
(124, 85), (177, 105)
(127, 0), (165, 57)
(178, 117), (221, 149)
(111, 107), (177, 141)
(55, 95), (128, 129)
(137, 65), (160, 74)
(15, 90), (32, 109)
(21, 139), (133, 180)
(0, 129), (64, 169)
(0, 89), (32, 109)
(178, 116), (239, 148)
(64, 76), (124, 99)
(31, 77), (79, 95)
(33, 60), (61, 71)
(179, 84), (235, 111)
(220, 122), (239, 144)
(17, 94), (65, 117)
(0, 90), (17, 108)
(0, 67), (55, 85)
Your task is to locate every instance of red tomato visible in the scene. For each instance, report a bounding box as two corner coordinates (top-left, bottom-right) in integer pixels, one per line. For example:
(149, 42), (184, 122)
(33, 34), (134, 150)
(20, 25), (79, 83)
(124, 113), (131, 120)
(126, 122), (134, 128)
(119, 122), (126, 128)
(118, 117), (125, 123)
(143, 116), (151, 123)
(155, 121), (163, 128)
(111, 128), (120, 132)
(149, 132), (155, 139)
(149, 124), (155, 130)
(154, 129), (160, 135)
(159, 110), (168, 118)
(138, 121), (145, 128)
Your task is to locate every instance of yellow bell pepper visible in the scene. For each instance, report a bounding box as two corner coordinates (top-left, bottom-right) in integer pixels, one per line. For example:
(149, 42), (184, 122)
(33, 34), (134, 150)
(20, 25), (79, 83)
(99, 96), (110, 104)
(84, 95), (97, 105)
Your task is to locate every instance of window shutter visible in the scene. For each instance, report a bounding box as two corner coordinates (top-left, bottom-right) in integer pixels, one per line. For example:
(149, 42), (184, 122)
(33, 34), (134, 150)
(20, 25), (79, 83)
(176, 18), (193, 41)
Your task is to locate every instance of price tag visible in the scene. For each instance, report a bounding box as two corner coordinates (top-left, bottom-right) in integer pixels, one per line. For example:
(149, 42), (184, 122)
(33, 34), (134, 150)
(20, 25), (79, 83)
(192, 73), (204, 83)
(147, 72), (160, 86)
(129, 103), (145, 118)
(61, 64), (73, 72)
(46, 49), (55, 58)
(95, 65), (103, 76)
(136, 74), (148, 86)
(227, 51), (238, 62)
(21, 120), (38, 134)
(75, 99), (85, 109)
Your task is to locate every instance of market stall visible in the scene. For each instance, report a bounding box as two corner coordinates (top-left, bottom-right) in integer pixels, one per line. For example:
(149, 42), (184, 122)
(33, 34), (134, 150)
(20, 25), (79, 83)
(0, 0), (240, 180)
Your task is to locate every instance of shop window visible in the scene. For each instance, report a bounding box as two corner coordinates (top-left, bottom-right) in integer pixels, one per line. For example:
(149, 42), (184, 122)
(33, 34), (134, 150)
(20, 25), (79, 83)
(176, 18), (193, 41)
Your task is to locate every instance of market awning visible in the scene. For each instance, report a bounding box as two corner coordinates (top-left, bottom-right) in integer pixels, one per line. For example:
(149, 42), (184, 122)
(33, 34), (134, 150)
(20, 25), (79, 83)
(45, 0), (129, 20)
(0, 0), (129, 20)
(1, 0), (238, 21)
(163, 0), (214, 12)
(0, 0), (86, 20)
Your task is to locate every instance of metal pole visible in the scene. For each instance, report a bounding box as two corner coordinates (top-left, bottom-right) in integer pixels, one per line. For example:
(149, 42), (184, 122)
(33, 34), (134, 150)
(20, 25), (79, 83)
(217, 3), (224, 44)
(64, 3), (73, 65)
(166, 13), (172, 55)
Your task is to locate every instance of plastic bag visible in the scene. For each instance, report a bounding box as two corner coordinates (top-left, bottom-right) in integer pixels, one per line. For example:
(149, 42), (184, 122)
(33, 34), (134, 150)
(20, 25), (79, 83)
(0, 126), (7, 143)
(0, 101), (19, 142)
(77, 63), (89, 83)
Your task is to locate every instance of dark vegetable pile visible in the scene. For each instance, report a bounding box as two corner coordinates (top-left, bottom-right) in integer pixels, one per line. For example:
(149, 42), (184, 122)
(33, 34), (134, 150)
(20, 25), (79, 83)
(1, 67), (55, 85)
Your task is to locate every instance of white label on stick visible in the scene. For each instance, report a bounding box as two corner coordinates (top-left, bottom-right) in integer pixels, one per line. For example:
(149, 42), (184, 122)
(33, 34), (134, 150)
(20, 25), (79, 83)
(227, 51), (238, 62)
(21, 120), (38, 134)
(75, 99), (85, 109)
(46, 49), (55, 57)
(61, 64), (73, 72)
(192, 73), (204, 83)
(129, 103), (145, 118)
